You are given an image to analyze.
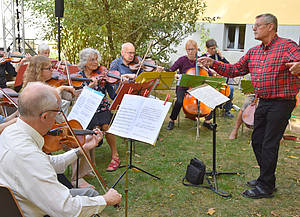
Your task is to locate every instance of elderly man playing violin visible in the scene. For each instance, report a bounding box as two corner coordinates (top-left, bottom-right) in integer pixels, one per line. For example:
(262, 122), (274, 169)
(199, 13), (300, 199)
(0, 82), (121, 217)
(110, 42), (163, 82)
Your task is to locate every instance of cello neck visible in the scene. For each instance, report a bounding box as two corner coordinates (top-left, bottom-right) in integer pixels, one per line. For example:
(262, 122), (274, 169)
(195, 52), (199, 76)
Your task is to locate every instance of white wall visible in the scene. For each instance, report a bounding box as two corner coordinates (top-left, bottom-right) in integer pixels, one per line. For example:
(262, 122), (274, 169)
(169, 23), (300, 65)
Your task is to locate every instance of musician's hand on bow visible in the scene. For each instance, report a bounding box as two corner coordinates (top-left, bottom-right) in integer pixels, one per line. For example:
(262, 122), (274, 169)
(88, 77), (98, 88)
(198, 57), (214, 68)
(83, 128), (103, 152)
(286, 62), (300, 76)
(103, 188), (122, 206)
(156, 66), (164, 72)
(121, 74), (136, 82)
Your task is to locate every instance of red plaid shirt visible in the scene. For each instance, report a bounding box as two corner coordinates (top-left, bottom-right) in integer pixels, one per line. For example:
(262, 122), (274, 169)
(212, 34), (300, 99)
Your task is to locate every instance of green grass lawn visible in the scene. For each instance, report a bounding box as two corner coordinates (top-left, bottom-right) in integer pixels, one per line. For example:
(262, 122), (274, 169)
(69, 89), (300, 217)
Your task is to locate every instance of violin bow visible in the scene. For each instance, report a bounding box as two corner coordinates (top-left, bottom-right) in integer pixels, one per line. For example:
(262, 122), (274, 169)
(0, 88), (18, 108)
(60, 111), (108, 193)
(61, 51), (73, 87)
(136, 40), (153, 76)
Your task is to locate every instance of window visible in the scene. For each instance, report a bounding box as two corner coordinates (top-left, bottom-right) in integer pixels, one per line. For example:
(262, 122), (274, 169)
(224, 24), (246, 50)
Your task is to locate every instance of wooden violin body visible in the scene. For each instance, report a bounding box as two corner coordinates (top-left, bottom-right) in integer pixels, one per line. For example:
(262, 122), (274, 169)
(0, 51), (25, 64)
(129, 56), (157, 72)
(43, 120), (94, 154)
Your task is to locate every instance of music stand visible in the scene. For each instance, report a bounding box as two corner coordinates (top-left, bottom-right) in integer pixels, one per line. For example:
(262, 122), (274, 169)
(136, 71), (176, 90)
(187, 84), (243, 197)
(109, 80), (170, 188)
(110, 79), (158, 110)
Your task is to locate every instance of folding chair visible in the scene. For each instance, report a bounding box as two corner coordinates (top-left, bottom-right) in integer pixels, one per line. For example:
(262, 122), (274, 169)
(0, 185), (24, 217)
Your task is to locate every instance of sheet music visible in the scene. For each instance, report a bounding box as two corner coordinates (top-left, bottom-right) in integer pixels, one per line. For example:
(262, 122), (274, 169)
(67, 86), (104, 129)
(188, 84), (229, 109)
(108, 94), (171, 145)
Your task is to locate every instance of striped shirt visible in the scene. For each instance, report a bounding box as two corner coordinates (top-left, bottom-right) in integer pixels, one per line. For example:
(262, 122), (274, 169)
(212, 35), (300, 99)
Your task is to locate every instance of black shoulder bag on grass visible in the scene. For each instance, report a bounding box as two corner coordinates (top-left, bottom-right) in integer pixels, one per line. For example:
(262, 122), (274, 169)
(182, 158), (232, 197)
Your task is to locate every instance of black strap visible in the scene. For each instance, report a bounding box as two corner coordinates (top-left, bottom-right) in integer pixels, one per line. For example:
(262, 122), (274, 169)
(182, 176), (232, 198)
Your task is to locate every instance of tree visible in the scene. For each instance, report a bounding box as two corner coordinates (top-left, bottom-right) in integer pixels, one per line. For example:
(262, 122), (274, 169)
(26, 0), (217, 66)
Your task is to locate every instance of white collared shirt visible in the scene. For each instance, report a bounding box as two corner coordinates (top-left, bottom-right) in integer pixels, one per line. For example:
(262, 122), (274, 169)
(0, 118), (106, 217)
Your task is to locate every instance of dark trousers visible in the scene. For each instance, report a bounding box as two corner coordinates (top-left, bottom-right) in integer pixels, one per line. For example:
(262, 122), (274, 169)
(252, 98), (296, 192)
(170, 87), (187, 121)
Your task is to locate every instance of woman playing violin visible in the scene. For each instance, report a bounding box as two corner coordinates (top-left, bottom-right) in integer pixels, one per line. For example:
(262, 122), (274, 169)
(166, 40), (199, 130)
(77, 48), (120, 172)
(22, 55), (92, 189)
(23, 56), (76, 98)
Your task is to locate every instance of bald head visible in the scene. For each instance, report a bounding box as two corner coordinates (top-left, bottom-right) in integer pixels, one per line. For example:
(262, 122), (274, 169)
(121, 42), (135, 52)
(18, 82), (60, 119)
(121, 42), (136, 65)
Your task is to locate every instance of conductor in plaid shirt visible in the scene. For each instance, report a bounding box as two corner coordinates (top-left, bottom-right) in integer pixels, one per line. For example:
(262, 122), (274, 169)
(199, 13), (300, 199)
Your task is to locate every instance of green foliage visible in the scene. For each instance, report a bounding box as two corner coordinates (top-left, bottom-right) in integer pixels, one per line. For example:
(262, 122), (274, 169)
(25, 0), (218, 65)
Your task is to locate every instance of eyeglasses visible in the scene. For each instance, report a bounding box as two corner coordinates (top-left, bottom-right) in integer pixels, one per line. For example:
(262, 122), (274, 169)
(39, 109), (62, 117)
(252, 23), (270, 29)
(186, 48), (196, 52)
(42, 66), (52, 71)
(125, 52), (135, 56)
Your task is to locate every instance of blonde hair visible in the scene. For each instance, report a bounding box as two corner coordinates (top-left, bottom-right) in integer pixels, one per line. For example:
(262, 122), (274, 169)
(23, 56), (51, 88)
(185, 40), (198, 50)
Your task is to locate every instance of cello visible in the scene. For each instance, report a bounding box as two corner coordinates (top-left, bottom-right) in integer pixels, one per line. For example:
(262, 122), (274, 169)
(182, 66), (212, 120)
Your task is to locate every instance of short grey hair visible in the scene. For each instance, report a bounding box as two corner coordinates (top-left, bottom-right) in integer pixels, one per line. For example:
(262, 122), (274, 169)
(77, 48), (101, 70)
(121, 42), (134, 52)
(38, 43), (50, 52)
(18, 82), (58, 118)
(256, 13), (278, 32)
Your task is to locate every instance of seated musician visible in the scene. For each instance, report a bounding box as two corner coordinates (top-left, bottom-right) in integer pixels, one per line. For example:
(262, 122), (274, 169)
(200, 39), (234, 130)
(0, 50), (18, 89)
(0, 82), (121, 217)
(110, 42), (163, 82)
(22, 55), (93, 189)
(38, 43), (51, 57)
(0, 111), (18, 134)
(166, 39), (199, 130)
(77, 48), (120, 173)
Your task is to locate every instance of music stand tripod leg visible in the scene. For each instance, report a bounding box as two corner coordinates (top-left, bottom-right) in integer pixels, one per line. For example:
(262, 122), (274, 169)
(205, 108), (243, 197)
(112, 139), (160, 188)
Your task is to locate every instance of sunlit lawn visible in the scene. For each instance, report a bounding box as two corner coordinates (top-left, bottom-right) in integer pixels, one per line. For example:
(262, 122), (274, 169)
(67, 88), (300, 217)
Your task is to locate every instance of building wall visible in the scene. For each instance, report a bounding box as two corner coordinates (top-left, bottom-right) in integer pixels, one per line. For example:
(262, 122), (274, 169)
(169, 24), (300, 65)
(169, 0), (300, 65)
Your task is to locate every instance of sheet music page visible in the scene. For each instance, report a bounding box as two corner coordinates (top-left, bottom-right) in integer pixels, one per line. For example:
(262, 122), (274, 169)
(67, 86), (104, 129)
(188, 84), (229, 109)
(108, 94), (171, 145)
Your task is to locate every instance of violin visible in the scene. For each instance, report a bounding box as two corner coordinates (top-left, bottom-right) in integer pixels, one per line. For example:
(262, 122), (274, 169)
(43, 120), (95, 154)
(47, 71), (92, 88)
(0, 88), (19, 107)
(129, 56), (158, 72)
(182, 67), (212, 119)
(0, 51), (25, 64)
(91, 66), (121, 85)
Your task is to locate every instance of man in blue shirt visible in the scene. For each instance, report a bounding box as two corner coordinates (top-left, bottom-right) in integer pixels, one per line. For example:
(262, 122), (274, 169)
(110, 42), (140, 82)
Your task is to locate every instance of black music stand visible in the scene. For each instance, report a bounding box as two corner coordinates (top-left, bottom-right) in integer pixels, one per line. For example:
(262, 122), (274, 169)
(110, 80), (162, 188)
(112, 138), (160, 188)
(187, 85), (243, 197)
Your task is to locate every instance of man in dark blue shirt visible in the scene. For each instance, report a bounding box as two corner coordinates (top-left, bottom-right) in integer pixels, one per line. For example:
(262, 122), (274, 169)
(110, 42), (141, 82)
